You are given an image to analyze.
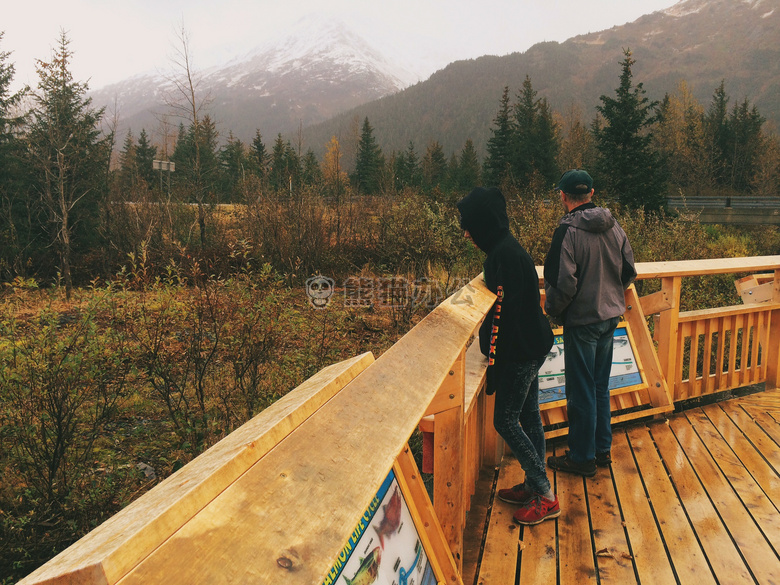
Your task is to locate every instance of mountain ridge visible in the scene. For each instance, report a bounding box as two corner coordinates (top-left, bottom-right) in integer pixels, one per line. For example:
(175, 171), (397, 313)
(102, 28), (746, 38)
(302, 0), (780, 158)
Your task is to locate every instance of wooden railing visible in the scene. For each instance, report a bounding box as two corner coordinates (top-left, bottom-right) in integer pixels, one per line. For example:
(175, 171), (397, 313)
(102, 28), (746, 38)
(638, 257), (780, 402)
(18, 256), (780, 585)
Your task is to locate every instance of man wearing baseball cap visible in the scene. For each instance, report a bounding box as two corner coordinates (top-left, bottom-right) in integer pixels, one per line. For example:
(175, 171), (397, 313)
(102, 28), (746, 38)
(543, 169), (636, 477)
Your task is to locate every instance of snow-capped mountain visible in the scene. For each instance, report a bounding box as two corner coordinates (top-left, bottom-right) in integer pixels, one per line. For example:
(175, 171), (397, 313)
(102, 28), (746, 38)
(222, 16), (421, 90)
(91, 17), (421, 148)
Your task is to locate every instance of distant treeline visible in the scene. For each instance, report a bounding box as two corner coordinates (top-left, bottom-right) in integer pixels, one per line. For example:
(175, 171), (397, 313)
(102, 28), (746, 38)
(2, 33), (779, 293)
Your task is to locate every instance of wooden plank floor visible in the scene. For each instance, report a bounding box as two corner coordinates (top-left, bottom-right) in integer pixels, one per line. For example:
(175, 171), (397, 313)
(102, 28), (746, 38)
(467, 389), (780, 585)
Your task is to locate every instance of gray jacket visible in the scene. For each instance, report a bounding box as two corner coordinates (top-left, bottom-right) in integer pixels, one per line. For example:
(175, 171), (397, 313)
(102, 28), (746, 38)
(543, 202), (636, 327)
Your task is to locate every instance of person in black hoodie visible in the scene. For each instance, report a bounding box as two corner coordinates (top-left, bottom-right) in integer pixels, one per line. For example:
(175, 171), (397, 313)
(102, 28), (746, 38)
(457, 186), (559, 526)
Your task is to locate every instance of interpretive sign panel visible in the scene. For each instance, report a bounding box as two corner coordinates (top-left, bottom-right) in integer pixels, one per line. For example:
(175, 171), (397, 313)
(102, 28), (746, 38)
(538, 325), (644, 404)
(322, 469), (438, 585)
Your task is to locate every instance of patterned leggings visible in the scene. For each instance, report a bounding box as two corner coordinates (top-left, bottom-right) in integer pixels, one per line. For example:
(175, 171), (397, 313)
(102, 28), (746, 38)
(492, 358), (551, 495)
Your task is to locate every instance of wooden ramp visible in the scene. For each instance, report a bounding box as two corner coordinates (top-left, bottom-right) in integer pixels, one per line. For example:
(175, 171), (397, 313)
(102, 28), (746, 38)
(469, 389), (780, 585)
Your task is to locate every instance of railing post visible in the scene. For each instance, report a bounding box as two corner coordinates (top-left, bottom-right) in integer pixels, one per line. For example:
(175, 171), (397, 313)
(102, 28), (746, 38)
(431, 348), (466, 570)
(656, 276), (682, 400)
(481, 392), (502, 468)
(765, 269), (780, 390)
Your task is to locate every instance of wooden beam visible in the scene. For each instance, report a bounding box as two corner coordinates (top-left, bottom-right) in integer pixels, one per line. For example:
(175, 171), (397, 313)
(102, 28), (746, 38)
(624, 285), (674, 411)
(394, 446), (463, 585)
(639, 289), (672, 315)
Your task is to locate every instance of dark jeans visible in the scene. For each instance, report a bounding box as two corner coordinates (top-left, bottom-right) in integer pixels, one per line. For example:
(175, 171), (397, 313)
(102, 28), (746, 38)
(563, 316), (620, 463)
(492, 357), (550, 495)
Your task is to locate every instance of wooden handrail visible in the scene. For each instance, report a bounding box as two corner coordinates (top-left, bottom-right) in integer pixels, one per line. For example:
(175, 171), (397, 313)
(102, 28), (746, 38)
(535, 255), (780, 284)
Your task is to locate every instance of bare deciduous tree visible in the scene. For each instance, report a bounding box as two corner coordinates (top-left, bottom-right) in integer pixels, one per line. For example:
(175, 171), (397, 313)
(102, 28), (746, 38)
(163, 21), (214, 247)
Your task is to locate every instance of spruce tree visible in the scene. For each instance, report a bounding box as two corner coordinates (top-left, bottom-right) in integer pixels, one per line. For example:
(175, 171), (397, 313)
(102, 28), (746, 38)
(353, 117), (384, 194)
(483, 86), (513, 187)
(269, 134), (301, 193)
(118, 130), (138, 190)
(251, 129), (269, 184)
(728, 99), (764, 193)
(270, 134), (286, 192)
(0, 32), (29, 280)
(135, 128), (157, 188)
(594, 48), (666, 211)
(302, 149), (322, 187)
(26, 31), (110, 297)
(457, 139), (481, 192)
(511, 77), (537, 186)
(511, 76), (559, 192)
(533, 98), (560, 188)
(704, 81), (730, 187)
(218, 132), (248, 201)
(422, 140), (447, 194)
(394, 142), (422, 190)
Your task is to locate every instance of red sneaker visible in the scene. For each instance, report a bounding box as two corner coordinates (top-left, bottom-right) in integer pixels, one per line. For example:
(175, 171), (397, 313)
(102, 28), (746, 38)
(497, 483), (535, 505)
(513, 495), (561, 525)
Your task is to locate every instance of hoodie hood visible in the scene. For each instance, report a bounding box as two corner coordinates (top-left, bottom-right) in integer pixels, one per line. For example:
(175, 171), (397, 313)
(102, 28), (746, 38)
(561, 204), (616, 234)
(457, 187), (510, 253)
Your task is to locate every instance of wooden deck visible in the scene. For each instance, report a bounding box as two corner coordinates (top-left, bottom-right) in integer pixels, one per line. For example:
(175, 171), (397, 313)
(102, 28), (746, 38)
(466, 389), (780, 585)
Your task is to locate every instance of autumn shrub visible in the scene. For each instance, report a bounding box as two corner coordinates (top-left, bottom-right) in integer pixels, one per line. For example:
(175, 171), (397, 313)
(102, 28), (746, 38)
(242, 187), (335, 282)
(0, 290), (140, 580)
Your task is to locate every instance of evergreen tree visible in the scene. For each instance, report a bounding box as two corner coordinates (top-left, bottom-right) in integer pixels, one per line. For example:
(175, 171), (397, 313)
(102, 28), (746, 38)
(421, 140), (447, 194)
(594, 48), (666, 211)
(511, 77), (537, 186)
(456, 139), (481, 192)
(118, 130), (138, 191)
(135, 128), (157, 188)
(251, 129), (269, 184)
(446, 152), (460, 192)
(197, 114), (220, 196)
(171, 122), (191, 186)
(269, 133), (301, 193)
(727, 98), (764, 193)
(302, 149), (322, 187)
(26, 31), (110, 297)
(219, 132), (249, 200)
(269, 134), (287, 191)
(352, 117), (384, 194)
(704, 81), (730, 187)
(394, 141), (421, 190)
(0, 31), (30, 280)
(511, 76), (559, 192)
(483, 86), (513, 187)
(533, 97), (560, 188)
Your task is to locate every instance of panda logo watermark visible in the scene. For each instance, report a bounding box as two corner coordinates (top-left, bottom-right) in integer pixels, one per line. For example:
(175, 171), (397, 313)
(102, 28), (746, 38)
(305, 275), (475, 310)
(305, 275), (335, 309)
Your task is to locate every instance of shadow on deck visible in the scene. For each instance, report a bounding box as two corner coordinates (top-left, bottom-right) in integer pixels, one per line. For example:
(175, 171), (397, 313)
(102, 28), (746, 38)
(465, 388), (780, 585)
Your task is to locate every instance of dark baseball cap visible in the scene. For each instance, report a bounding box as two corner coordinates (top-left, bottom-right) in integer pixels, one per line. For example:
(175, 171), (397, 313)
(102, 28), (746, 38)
(556, 169), (593, 196)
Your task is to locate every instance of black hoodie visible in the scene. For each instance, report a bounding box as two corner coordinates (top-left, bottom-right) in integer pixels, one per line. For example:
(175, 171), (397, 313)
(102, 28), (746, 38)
(457, 187), (553, 374)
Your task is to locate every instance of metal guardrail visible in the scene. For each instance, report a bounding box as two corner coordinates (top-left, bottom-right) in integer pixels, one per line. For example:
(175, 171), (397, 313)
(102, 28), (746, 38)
(668, 196), (780, 209)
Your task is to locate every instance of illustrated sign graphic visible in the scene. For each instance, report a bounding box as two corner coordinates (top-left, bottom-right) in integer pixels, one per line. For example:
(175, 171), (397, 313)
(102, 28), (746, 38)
(538, 326), (642, 404)
(322, 470), (437, 585)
